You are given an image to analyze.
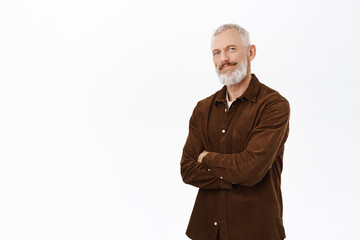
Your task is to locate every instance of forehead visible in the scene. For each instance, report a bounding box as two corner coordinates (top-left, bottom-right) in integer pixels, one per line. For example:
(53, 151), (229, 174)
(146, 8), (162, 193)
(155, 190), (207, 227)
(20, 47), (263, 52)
(211, 29), (243, 50)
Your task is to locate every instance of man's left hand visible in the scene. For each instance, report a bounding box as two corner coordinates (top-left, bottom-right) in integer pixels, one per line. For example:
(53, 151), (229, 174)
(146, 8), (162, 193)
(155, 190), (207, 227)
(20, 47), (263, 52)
(198, 150), (209, 164)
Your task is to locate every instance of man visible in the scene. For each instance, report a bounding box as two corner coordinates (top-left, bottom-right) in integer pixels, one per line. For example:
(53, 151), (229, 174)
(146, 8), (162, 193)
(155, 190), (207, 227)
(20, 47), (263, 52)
(180, 24), (290, 240)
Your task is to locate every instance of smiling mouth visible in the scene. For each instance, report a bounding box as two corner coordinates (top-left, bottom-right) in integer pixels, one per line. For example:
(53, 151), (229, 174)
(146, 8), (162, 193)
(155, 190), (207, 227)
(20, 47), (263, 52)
(220, 63), (237, 70)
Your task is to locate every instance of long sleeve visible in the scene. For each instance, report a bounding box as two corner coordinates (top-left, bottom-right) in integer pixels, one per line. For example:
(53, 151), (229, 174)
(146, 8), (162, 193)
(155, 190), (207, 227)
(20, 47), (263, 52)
(201, 98), (290, 187)
(180, 104), (235, 190)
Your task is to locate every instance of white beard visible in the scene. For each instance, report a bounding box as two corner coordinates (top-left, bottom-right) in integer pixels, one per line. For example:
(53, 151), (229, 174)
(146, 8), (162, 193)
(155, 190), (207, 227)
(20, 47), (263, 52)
(217, 60), (248, 86)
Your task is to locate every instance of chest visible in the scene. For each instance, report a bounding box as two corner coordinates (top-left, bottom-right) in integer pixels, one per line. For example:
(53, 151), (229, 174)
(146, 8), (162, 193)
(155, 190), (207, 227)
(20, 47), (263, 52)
(207, 100), (261, 153)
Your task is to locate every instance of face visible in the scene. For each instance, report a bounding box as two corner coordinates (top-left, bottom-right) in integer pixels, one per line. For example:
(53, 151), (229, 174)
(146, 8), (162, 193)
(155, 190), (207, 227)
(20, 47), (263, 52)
(211, 28), (248, 77)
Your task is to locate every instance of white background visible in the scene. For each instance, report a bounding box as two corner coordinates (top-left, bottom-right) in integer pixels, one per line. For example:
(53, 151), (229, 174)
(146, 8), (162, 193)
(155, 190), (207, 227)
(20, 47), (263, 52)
(1, 0), (359, 239)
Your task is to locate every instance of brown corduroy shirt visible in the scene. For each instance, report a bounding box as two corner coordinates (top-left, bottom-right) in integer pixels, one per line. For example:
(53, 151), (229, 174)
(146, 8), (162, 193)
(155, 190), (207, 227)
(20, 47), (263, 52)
(180, 74), (290, 240)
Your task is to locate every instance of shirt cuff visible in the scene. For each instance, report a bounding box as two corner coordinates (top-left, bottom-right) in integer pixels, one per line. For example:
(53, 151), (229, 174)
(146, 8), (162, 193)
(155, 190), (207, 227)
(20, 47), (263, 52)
(202, 152), (234, 184)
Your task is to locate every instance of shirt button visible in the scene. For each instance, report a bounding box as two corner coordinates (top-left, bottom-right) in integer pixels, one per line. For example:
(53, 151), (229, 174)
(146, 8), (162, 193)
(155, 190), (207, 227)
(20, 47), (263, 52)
(207, 168), (211, 172)
(214, 222), (218, 226)
(224, 108), (227, 112)
(222, 129), (225, 133)
(220, 176), (223, 179)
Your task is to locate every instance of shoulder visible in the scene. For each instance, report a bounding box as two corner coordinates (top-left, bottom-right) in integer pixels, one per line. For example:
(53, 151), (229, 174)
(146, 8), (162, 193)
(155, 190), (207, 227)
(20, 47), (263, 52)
(258, 81), (290, 115)
(196, 88), (223, 109)
(191, 87), (224, 117)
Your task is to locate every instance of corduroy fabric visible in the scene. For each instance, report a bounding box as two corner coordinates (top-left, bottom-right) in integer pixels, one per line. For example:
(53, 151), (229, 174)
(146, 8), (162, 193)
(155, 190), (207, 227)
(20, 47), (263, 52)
(181, 74), (290, 240)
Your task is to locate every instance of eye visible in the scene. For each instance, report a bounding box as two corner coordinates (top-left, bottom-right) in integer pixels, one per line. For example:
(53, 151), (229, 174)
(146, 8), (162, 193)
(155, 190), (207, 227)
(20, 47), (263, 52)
(229, 47), (236, 52)
(213, 51), (220, 56)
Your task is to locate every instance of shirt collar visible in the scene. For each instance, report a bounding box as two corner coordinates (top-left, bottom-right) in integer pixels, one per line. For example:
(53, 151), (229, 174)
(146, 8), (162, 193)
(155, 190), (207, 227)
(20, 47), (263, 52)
(215, 73), (260, 105)
(225, 89), (231, 103)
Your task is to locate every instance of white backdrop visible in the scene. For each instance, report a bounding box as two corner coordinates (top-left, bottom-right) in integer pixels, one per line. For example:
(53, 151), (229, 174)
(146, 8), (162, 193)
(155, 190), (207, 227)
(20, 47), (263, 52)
(1, 0), (359, 239)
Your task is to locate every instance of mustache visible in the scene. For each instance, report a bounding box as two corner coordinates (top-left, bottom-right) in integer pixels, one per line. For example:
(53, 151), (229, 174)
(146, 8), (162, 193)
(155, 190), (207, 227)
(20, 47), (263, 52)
(219, 62), (237, 70)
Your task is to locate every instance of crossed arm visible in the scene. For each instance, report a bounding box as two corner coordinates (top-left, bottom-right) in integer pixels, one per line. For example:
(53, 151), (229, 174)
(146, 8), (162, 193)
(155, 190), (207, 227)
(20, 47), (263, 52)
(180, 99), (290, 189)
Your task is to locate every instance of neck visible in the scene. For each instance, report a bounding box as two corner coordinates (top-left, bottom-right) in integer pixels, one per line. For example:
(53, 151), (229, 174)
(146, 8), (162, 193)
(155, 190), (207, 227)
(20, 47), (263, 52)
(227, 72), (252, 102)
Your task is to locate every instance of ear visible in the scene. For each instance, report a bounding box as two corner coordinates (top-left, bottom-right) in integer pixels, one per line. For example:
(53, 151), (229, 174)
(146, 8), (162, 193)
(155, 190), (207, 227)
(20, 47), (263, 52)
(247, 45), (256, 61)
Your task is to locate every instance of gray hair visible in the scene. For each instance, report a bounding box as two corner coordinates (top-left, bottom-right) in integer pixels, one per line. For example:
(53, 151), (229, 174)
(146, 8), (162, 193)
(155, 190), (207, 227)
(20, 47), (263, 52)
(212, 24), (251, 49)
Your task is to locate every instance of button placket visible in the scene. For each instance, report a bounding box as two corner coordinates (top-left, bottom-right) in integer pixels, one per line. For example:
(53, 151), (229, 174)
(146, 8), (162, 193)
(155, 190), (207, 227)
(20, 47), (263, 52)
(219, 102), (230, 153)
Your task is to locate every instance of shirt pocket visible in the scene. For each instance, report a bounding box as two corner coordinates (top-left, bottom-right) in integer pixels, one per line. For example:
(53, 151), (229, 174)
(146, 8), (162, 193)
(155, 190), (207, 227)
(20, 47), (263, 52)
(231, 129), (251, 152)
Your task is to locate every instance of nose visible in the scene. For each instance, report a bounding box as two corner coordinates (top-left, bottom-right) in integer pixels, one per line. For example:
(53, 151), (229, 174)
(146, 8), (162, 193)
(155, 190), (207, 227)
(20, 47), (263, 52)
(220, 51), (230, 64)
